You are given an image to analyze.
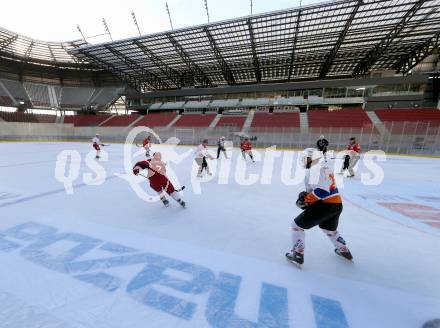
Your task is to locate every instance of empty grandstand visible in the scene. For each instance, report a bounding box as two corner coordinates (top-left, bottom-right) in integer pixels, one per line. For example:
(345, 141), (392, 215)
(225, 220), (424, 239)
(0, 0), (440, 154)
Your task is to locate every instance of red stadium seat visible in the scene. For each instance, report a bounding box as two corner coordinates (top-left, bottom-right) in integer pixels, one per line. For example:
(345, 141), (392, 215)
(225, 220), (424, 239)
(375, 108), (440, 134)
(251, 112), (300, 128)
(0, 111), (56, 123)
(216, 116), (247, 128)
(307, 109), (375, 134)
(101, 115), (140, 127)
(173, 114), (216, 127)
(133, 112), (177, 127)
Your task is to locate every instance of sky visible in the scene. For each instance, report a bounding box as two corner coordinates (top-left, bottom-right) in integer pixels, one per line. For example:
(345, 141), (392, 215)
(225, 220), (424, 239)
(1, 0), (323, 43)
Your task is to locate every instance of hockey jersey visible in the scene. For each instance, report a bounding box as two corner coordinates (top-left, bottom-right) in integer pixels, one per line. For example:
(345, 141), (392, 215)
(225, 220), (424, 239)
(92, 137), (100, 145)
(304, 164), (342, 204)
(143, 139), (151, 148)
(241, 141), (252, 151)
(347, 143), (360, 153)
(133, 159), (167, 178)
(195, 144), (211, 159)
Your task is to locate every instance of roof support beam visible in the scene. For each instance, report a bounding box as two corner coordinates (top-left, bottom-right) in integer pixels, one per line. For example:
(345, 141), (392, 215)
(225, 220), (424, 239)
(203, 27), (235, 85)
(0, 35), (18, 50)
(319, 0), (363, 79)
(352, 0), (427, 76)
(78, 50), (141, 91)
(104, 45), (169, 90)
(23, 41), (34, 61)
(133, 40), (182, 88)
(288, 9), (302, 81)
(394, 31), (440, 74)
(166, 33), (213, 87)
(246, 18), (261, 83)
(48, 45), (57, 62)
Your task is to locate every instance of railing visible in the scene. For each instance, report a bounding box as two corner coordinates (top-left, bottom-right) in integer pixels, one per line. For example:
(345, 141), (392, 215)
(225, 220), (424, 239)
(1, 121), (439, 156)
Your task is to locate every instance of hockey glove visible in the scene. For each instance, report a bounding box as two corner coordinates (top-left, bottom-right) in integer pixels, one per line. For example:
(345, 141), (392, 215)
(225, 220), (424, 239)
(296, 191), (308, 210)
(133, 168), (140, 175)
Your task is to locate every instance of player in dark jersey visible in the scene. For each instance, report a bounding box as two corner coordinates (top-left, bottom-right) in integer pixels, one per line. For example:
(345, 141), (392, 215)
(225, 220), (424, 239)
(217, 136), (228, 159)
(316, 135), (329, 158)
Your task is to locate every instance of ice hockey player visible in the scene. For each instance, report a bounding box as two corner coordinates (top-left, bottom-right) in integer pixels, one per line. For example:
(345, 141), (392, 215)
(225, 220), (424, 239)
(340, 137), (361, 177)
(240, 137), (255, 162)
(195, 139), (214, 177)
(316, 135), (329, 160)
(285, 162), (353, 266)
(132, 152), (186, 208)
(92, 133), (104, 159)
(142, 136), (152, 158)
(217, 136), (228, 159)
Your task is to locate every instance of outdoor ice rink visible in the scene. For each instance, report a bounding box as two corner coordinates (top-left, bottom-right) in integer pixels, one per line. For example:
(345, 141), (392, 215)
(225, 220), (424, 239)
(0, 141), (439, 328)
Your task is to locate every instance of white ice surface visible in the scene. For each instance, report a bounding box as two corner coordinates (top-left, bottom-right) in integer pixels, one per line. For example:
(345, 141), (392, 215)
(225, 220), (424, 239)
(0, 142), (439, 328)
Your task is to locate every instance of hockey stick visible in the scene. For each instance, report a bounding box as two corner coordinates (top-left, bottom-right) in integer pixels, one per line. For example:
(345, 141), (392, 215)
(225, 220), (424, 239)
(138, 173), (185, 192)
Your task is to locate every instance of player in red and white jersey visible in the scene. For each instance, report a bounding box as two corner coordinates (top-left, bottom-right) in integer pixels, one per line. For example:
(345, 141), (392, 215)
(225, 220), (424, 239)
(286, 163), (353, 266)
(92, 134), (103, 159)
(133, 152), (185, 208)
(142, 136), (152, 158)
(340, 137), (361, 177)
(240, 137), (255, 162)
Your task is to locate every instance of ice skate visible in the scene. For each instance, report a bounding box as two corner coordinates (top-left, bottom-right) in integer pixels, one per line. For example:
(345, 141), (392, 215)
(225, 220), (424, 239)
(335, 248), (353, 261)
(285, 252), (304, 267)
(161, 198), (170, 207)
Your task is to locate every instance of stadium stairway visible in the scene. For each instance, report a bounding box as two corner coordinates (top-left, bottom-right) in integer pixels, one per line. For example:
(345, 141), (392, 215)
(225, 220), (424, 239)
(366, 111), (388, 135)
(166, 115), (182, 128)
(129, 115), (146, 127)
(98, 116), (116, 126)
(241, 111), (254, 133)
(299, 112), (309, 133)
(209, 114), (222, 129)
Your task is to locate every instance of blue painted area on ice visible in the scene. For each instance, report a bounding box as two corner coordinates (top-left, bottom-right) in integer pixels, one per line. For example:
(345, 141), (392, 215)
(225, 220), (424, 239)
(312, 295), (349, 328)
(0, 221), (349, 327)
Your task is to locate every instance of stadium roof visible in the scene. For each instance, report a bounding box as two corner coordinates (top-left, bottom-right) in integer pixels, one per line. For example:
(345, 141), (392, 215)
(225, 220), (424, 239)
(0, 26), (88, 67)
(71, 0), (440, 91)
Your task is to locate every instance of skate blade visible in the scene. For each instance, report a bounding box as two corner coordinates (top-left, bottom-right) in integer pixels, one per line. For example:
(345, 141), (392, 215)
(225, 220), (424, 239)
(285, 256), (303, 269)
(336, 254), (354, 262)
